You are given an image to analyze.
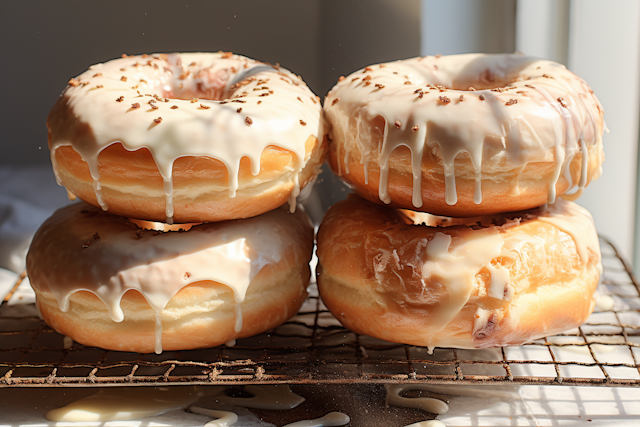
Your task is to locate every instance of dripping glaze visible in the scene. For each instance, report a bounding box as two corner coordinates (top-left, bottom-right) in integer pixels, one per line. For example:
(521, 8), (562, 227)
(27, 202), (312, 354)
(47, 52), (325, 223)
(324, 53), (604, 209)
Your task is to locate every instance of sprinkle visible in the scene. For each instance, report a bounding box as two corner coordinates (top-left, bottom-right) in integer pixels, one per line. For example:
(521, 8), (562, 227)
(438, 96), (451, 104)
(121, 76), (127, 82)
(297, 96), (303, 102)
(412, 125), (419, 132)
(459, 95), (464, 101)
(191, 98), (198, 103)
(332, 98), (339, 106)
(516, 91), (527, 94)
(93, 233), (100, 240)
(414, 89), (422, 94)
(189, 62), (196, 67)
(339, 76), (345, 81)
(200, 104), (211, 109)
(116, 96), (124, 102)
(479, 95), (486, 101)
(311, 96), (317, 103)
(404, 81), (412, 85)
(364, 81), (371, 86)
(184, 272), (191, 280)
(557, 97), (568, 107)
(93, 73), (102, 77)
(171, 105), (178, 109)
(94, 85), (103, 89)
(153, 117), (162, 124)
(468, 86), (476, 91)
(68, 78), (80, 87)
(150, 103), (159, 109)
(542, 74), (553, 79)
(363, 66), (373, 72)
(120, 68), (126, 72)
(179, 71), (190, 80)
(375, 83), (385, 89)
(246, 117), (253, 126)
(221, 52), (233, 58)
(122, 53), (129, 58)
(363, 75), (372, 81)
(505, 99), (517, 106)
(82, 241), (91, 249)
(131, 103), (140, 109)
(257, 100), (262, 104)
(300, 120), (307, 126)
(394, 120), (402, 128)
(525, 84), (536, 89)
(418, 92), (424, 98)
(352, 77), (360, 82)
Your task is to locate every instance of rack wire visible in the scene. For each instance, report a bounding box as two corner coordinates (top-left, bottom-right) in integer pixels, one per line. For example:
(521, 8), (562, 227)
(0, 237), (638, 388)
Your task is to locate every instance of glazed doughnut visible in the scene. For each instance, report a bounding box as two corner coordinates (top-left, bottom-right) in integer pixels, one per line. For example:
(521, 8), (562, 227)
(324, 53), (605, 217)
(316, 195), (602, 349)
(47, 52), (327, 224)
(26, 202), (314, 353)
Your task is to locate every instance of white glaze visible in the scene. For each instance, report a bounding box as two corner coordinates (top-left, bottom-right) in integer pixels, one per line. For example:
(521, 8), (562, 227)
(189, 407), (238, 427)
(48, 52), (325, 223)
(282, 412), (350, 427)
(385, 384), (449, 415)
(27, 202), (312, 354)
(46, 387), (200, 422)
(325, 53), (604, 208)
(405, 421), (446, 427)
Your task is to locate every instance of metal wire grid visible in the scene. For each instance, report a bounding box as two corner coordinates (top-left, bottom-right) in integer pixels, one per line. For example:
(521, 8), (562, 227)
(0, 237), (638, 388)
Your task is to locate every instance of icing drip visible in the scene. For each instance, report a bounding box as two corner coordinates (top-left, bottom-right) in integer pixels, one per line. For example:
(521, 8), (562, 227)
(48, 52), (324, 223)
(385, 384), (449, 415)
(405, 421), (446, 427)
(422, 230), (504, 335)
(27, 203), (311, 353)
(282, 412), (350, 427)
(189, 407), (238, 427)
(46, 387), (200, 422)
(325, 54), (604, 208)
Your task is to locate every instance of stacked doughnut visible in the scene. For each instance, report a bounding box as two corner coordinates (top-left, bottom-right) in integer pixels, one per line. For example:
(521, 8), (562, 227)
(27, 52), (326, 353)
(317, 54), (605, 348)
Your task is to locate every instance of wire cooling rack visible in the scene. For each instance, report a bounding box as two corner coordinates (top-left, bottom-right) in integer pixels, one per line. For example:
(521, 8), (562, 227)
(0, 237), (638, 388)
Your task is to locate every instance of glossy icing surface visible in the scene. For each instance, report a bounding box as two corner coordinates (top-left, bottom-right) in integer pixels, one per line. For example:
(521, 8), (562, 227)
(27, 202), (312, 353)
(324, 53), (604, 208)
(48, 52), (325, 223)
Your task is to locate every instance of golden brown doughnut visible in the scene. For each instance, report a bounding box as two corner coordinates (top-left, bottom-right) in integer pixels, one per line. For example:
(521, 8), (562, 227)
(27, 202), (314, 353)
(324, 54), (605, 217)
(316, 195), (602, 349)
(47, 52), (327, 224)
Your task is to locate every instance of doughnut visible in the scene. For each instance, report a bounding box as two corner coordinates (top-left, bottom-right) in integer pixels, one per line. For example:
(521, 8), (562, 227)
(47, 52), (327, 224)
(26, 202), (314, 353)
(316, 195), (602, 349)
(324, 53), (605, 217)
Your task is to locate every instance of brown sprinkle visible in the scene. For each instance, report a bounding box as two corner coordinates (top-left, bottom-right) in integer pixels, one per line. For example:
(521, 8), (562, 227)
(375, 83), (385, 89)
(525, 84), (535, 89)
(93, 73), (102, 77)
(363, 66), (373, 72)
(468, 86), (476, 91)
(505, 99), (517, 106)
(236, 107), (242, 113)
(332, 98), (339, 106)
(257, 100), (262, 104)
(116, 96), (124, 102)
(297, 96), (303, 102)
(479, 94), (486, 101)
(184, 272), (191, 280)
(412, 125), (419, 132)
(363, 75), (372, 81)
(68, 78), (80, 87)
(94, 85), (103, 89)
(300, 120), (307, 126)
(200, 104), (211, 109)
(438, 96), (451, 104)
(189, 62), (196, 67)
(245, 117), (253, 126)
(394, 120), (401, 128)
(131, 103), (141, 109)
(459, 95), (464, 101)
(190, 98), (198, 103)
(221, 52), (233, 59)
(153, 117), (162, 124)
(170, 105), (179, 109)
(558, 97), (568, 107)
(364, 81), (371, 86)
(516, 91), (527, 94)
(542, 74), (553, 79)
(150, 103), (159, 110)
(404, 81), (412, 85)
(121, 76), (127, 82)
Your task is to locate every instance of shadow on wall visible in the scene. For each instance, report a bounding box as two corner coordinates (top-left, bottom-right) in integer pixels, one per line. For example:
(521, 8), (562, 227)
(0, 0), (420, 166)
